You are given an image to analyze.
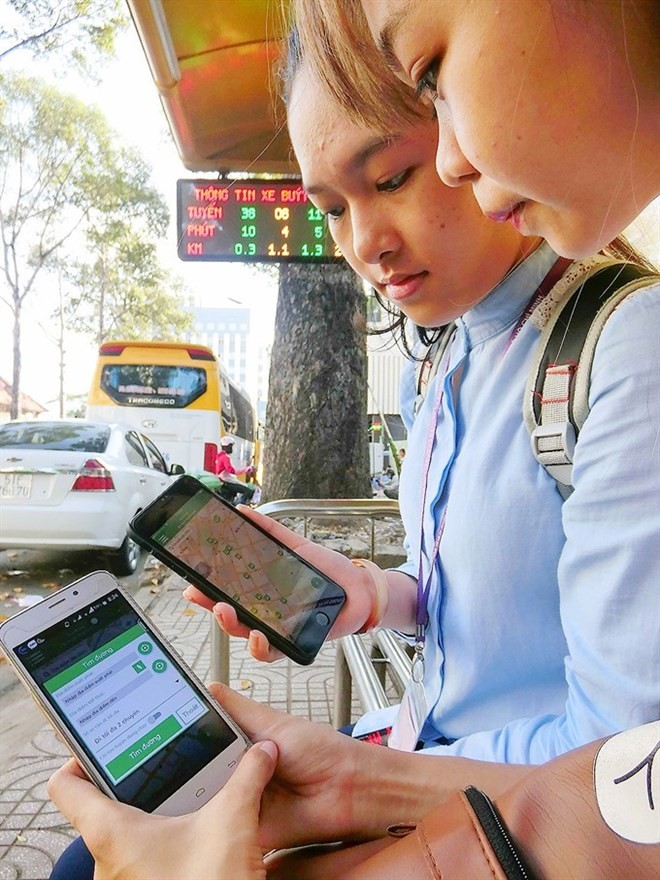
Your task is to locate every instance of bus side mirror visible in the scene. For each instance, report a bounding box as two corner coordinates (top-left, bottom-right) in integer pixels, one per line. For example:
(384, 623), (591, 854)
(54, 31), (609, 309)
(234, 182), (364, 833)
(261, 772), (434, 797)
(169, 463), (186, 476)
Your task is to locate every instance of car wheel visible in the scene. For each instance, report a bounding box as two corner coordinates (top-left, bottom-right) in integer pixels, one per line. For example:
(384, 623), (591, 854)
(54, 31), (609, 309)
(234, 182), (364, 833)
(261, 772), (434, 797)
(110, 533), (141, 576)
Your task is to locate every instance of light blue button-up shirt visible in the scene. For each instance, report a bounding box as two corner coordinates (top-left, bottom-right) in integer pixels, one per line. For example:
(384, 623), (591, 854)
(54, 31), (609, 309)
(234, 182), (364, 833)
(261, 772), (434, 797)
(354, 243), (660, 763)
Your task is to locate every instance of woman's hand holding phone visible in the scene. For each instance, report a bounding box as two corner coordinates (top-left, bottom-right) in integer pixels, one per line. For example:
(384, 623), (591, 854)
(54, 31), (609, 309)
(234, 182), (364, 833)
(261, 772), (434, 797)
(209, 682), (381, 849)
(184, 505), (378, 662)
(205, 683), (530, 851)
(48, 681), (533, 873)
(48, 740), (279, 880)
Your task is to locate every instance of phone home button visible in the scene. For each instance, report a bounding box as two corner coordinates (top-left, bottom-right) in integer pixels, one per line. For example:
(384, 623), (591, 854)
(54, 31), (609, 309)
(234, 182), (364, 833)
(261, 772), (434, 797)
(315, 611), (330, 627)
(195, 788), (206, 798)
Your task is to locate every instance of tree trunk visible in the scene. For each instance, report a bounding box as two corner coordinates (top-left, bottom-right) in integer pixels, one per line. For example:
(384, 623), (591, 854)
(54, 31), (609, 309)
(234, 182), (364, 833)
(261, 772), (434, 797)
(58, 273), (65, 417)
(97, 253), (106, 345)
(261, 263), (370, 502)
(11, 303), (21, 420)
(58, 319), (65, 418)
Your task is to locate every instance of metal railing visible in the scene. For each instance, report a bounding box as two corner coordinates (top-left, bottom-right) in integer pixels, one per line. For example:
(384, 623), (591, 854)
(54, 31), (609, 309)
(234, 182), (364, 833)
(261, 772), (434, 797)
(209, 497), (410, 727)
(332, 626), (413, 728)
(257, 497), (400, 560)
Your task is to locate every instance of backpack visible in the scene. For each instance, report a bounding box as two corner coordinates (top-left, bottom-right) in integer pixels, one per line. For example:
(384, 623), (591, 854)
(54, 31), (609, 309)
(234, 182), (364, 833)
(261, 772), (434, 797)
(415, 260), (658, 499)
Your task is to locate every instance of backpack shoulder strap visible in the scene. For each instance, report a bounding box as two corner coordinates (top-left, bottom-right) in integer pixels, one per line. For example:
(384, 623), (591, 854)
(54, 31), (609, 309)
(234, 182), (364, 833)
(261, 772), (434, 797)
(524, 261), (658, 499)
(413, 324), (456, 416)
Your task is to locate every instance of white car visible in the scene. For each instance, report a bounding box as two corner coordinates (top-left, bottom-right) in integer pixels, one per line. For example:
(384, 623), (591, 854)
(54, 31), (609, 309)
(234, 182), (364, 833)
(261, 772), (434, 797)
(0, 420), (183, 575)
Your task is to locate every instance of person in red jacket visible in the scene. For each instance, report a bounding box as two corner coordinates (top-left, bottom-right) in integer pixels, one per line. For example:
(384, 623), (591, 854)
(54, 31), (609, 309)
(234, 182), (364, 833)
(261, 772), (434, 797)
(214, 435), (257, 505)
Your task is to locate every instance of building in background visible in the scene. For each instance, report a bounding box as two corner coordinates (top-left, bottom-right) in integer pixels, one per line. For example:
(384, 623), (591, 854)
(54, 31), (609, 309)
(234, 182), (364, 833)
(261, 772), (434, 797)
(0, 377), (46, 422)
(365, 295), (408, 475)
(191, 306), (270, 423)
(367, 335), (407, 474)
(192, 307), (249, 386)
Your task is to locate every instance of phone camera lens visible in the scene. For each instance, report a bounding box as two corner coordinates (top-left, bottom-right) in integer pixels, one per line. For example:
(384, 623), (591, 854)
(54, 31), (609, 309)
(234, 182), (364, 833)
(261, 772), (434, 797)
(73, 590), (79, 595)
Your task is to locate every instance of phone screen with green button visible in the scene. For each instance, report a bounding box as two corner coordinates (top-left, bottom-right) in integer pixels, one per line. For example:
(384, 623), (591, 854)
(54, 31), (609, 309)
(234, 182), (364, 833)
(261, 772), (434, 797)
(2, 574), (247, 814)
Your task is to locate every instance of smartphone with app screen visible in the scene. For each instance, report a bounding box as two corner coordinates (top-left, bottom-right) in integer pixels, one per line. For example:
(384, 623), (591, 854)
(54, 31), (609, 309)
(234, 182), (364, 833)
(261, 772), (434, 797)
(0, 571), (249, 816)
(129, 475), (347, 665)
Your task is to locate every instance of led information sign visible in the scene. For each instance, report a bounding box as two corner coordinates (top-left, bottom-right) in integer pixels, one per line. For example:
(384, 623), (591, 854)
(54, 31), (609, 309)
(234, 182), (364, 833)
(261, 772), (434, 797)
(177, 179), (341, 263)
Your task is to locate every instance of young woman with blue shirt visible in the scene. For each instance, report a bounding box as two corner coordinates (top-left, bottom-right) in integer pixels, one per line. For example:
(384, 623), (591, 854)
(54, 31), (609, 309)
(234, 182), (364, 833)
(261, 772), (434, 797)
(49, 2), (659, 876)
(48, 30), (545, 880)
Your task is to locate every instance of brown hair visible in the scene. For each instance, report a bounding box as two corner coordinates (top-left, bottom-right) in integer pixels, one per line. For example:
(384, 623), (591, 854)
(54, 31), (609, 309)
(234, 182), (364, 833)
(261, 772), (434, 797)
(604, 237), (657, 274)
(293, 0), (422, 132)
(280, 21), (440, 358)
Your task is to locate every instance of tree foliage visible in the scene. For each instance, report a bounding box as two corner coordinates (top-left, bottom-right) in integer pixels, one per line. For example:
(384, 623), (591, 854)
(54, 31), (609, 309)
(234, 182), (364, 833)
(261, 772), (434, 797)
(261, 262), (371, 501)
(0, 72), (173, 417)
(0, 0), (127, 76)
(65, 223), (193, 343)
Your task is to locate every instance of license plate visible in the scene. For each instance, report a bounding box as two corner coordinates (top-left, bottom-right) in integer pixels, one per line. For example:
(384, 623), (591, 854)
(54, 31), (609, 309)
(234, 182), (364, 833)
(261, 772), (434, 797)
(0, 473), (32, 499)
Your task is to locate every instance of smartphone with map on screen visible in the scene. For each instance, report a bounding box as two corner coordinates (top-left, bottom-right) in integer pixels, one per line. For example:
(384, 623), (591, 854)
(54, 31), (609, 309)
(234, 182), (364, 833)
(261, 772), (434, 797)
(129, 475), (346, 665)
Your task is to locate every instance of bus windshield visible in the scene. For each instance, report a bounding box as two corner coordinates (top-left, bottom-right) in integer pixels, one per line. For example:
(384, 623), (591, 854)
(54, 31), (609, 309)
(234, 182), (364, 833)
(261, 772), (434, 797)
(87, 341), (258, 475)
(100, 364), (207, 408)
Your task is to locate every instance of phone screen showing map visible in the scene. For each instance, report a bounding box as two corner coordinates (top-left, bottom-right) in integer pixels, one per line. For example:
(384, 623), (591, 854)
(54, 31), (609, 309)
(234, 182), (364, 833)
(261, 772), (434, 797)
(145, 484), (346, 659)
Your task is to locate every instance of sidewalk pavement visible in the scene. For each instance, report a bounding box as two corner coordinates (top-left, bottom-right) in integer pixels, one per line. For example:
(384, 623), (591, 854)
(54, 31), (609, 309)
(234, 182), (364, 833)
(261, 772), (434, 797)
(0, 569), (362, 880)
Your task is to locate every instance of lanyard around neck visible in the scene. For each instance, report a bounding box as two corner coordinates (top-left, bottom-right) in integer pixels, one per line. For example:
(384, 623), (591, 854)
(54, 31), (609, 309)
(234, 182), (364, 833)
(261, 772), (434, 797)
(415, 343), (457, 647)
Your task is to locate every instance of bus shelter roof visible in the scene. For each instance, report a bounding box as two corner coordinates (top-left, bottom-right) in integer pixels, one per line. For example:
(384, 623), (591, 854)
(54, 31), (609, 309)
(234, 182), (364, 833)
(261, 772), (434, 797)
(126, 0), (295, 174)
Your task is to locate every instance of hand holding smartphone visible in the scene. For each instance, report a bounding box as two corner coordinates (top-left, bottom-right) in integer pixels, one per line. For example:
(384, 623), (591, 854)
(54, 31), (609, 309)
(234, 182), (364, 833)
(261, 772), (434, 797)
(0, 571), (249, 815)
(47, 738), (279, 880)
(129, 475), (347, 665)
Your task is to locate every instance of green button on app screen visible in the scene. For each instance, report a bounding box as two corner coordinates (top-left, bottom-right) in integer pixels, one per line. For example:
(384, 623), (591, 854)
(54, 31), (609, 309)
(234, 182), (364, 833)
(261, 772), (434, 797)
(106, 715), (182, 781)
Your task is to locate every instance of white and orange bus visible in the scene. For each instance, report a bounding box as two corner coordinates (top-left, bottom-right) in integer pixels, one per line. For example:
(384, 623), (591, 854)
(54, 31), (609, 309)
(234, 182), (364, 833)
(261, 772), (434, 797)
(86, 340), (258, 474)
